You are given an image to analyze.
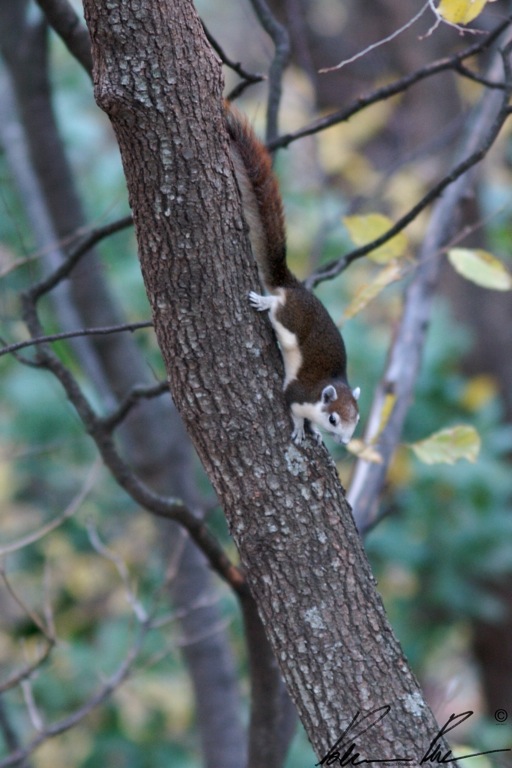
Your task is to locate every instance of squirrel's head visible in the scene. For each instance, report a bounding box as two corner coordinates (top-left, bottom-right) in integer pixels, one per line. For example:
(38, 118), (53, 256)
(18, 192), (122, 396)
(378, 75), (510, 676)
(319, 383), (360, 445)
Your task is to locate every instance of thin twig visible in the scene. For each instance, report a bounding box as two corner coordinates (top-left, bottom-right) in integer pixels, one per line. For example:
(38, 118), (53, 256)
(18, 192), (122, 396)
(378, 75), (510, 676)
(248, 0), (290, 144)
(18, 293), (245, 595)
(454, 61), (507, 88)
(425, 0), (486, 37)
(0, 320), (152, 359)
(0, 643), (54, 695)
(86, 521), (149, 623)
(21, 680), (45, 733)
(318, 1), (430, 73)
(0, 566), (53, 641)
(306, 43), (512, 289)
(0, 623), (146, 767)
(201, 21), (265, 101)
(0, 461), (100, 556)
(269, 14), (512, 152)
(99, 381), (169, 432)
(27, 214), (133, 303)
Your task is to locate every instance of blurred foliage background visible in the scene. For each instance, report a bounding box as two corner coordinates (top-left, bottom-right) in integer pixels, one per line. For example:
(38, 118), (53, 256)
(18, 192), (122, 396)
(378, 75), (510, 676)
(0, 0), (511, 765)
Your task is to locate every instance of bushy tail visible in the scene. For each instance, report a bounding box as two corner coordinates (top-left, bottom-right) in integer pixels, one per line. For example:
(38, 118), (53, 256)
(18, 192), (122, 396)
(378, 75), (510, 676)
(225, 106), (294, 290)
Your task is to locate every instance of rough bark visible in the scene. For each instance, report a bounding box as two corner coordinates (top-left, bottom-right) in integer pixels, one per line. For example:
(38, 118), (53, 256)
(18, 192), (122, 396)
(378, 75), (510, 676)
(82, 0), (455, 762)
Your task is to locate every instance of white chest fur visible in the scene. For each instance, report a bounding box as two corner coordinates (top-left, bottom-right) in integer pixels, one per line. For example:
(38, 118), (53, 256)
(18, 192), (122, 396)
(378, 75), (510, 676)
(249, 289), (303, 387)
(290, 400), (323, 423)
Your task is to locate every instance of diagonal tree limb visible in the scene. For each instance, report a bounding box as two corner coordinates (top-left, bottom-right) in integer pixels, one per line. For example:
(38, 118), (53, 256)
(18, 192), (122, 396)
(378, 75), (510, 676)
(349, 39), (512, 534)
(201, 21), (265, 101)
(305, 84), (512, 288)
(34, 0), (93, 77)
(0, 321), (153, 359)
(20, 290), (246, 593)
(248, 0), (290, 143)
(269, 14), (512, 152)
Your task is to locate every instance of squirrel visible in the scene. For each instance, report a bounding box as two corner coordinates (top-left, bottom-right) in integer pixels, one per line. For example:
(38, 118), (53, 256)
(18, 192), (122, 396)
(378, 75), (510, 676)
(226, 106), (360, 446)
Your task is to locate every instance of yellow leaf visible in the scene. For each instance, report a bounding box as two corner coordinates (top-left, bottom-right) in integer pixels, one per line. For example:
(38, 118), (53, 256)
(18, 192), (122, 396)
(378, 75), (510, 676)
(460, 374), (497, 411)
(343, 262), (404, 319)
(344, 213), (408, 263)
(410, 425), (481, 465)
(375, 393), (396, 439)
(346, 439), (383, 463)
(437, 0), (489, 24)
(447, 248), (512, 290)
(388, 446), (414, 487)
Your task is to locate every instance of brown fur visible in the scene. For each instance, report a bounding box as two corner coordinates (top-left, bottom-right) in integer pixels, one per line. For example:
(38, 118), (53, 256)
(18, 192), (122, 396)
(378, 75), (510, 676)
(225, 107), (293, 290)
(226, 105), (359, 440)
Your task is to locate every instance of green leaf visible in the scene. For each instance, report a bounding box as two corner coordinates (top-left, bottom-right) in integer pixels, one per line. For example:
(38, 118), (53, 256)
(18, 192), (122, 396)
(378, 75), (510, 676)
(343, 213), (408, 263)
(447, 248), (512, 291)
(437, 0), (490, 24)
(410, 425), (481, 465)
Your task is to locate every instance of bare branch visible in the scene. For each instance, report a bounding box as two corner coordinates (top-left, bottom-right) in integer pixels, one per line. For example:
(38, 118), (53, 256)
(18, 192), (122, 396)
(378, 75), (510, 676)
(154, 592), (224, 632)
(306, 40), (512, 289)
(34, 0), (93, 77)
(454, 61), (507, 88)
(0, 461), (99, 556)
(349, 38), (512, 533)
(18, 294), (245, 594)
(0, 566), (53, 641)
(269, 14), (512, 152)
(248, 0), (290, 143)
(0, 252), (41, 280)
(86, 521), (149, 624)
(0, 67), (115, 398)
(99, 381), (169, 432)
(0, 320), (152, 360)
(21, 680), (45, 733)
(0, 643), (53, 695)
(201, 22), (265, 101)
(318, 1), (430, 74)
(7, 214), (133, 284)
(27, 214), (133, 303)
(0, 620), (146, 767)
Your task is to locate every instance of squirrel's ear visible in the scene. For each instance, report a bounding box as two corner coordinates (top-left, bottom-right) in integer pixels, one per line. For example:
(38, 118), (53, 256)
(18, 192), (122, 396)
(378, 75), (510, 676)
(321, 385), (337, 404)
(352, 386), (361, 401)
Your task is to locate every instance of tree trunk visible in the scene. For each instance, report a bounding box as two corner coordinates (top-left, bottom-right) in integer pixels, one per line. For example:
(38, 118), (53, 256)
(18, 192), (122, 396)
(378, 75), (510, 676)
(82, 0), (456, 761)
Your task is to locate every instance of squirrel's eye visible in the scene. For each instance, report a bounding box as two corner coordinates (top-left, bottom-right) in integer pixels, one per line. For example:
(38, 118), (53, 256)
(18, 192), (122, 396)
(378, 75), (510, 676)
(329, 414), (338, 426)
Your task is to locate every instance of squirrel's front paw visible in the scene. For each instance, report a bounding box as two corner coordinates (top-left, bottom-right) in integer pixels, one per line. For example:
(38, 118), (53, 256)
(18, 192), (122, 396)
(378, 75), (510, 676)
(249, 291), (272, 312)
(309, 427), (323, 445)
(291, 426), (306, 445)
